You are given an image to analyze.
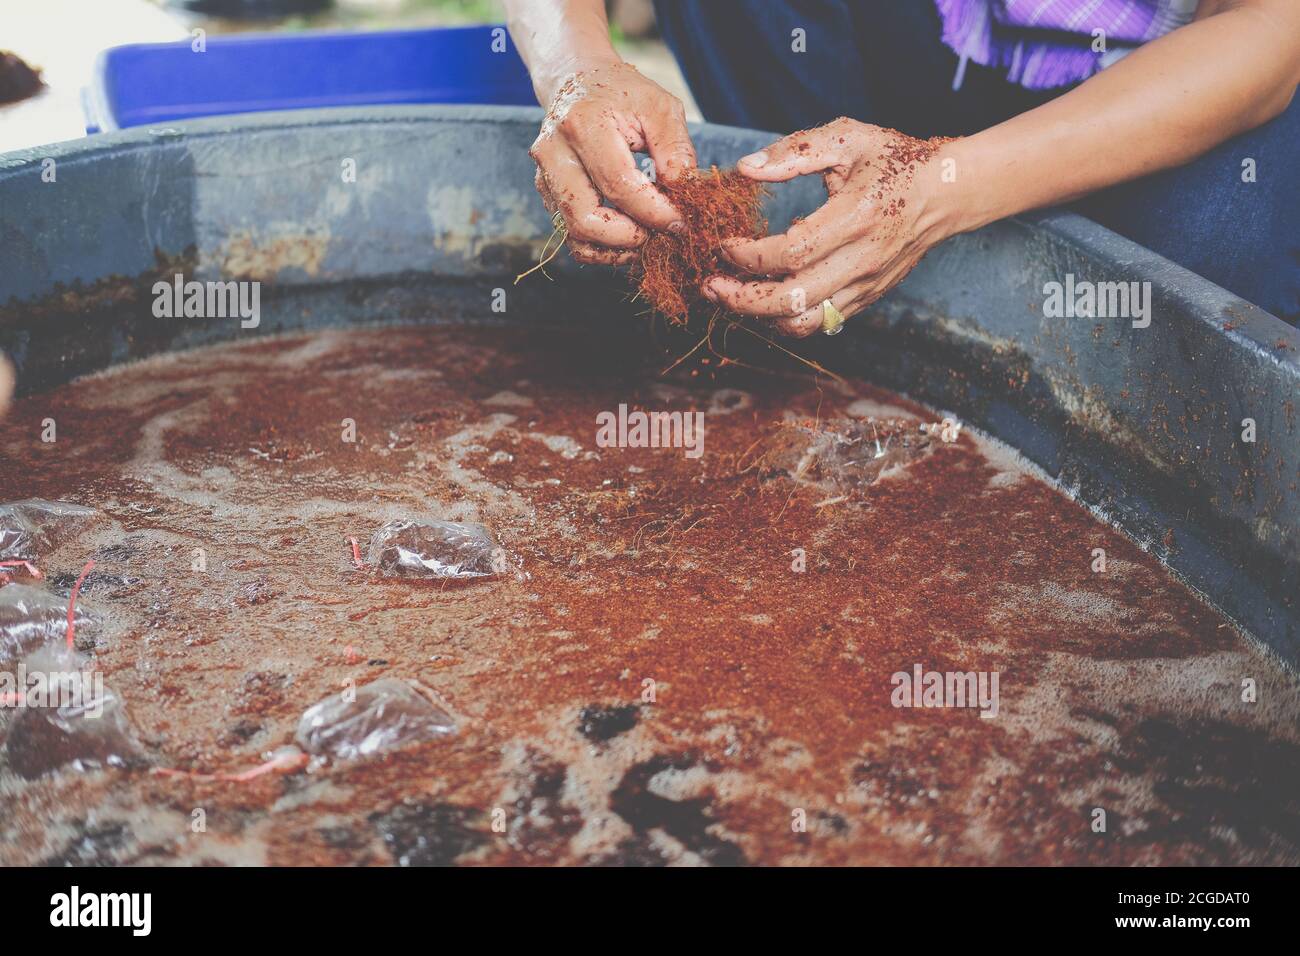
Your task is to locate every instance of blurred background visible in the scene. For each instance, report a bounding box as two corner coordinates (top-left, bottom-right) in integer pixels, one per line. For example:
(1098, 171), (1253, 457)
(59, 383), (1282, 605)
(0, 0), (699, 152)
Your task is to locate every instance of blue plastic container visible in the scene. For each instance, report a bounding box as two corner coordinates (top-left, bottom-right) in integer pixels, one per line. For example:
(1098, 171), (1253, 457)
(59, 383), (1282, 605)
(83, 24), (537, 133)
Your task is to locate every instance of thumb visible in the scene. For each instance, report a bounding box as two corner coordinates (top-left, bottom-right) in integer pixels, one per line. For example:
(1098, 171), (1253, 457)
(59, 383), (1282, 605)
(736, 120), (857, 182)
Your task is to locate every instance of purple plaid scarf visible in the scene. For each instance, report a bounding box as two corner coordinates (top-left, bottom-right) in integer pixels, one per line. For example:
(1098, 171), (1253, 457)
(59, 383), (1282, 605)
(934, 0), (1200, 90)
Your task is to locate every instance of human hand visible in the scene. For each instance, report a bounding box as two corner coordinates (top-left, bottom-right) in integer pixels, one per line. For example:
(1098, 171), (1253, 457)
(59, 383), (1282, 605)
(528, 61), (696, 266)
(703, 118), (958, 337)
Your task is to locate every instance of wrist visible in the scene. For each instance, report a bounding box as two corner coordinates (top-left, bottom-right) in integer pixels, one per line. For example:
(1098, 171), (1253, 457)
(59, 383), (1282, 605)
(532, 50), (623, 106)
(931, 134), (1012, 240)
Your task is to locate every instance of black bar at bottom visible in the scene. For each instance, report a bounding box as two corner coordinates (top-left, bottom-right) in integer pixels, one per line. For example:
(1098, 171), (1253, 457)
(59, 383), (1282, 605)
(1, 865), (1286, 941)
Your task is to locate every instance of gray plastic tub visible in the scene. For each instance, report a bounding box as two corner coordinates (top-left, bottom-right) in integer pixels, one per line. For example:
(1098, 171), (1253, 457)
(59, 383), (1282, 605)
(1, 105), (1296, 663)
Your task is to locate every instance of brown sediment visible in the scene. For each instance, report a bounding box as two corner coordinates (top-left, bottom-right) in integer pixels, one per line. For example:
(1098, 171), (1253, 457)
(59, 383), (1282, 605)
(0, 51), (44, 105)
(0, 325), (1296, 867)
(880, 132), (953, 170)
(636, 167), (766, 323)
(871, 131), (956, 219)
(0, 249), (197, 329)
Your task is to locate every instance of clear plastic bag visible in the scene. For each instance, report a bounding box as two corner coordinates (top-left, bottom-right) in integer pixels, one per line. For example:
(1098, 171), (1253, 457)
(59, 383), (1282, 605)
(0, 499), (98, 561)
(0, 583), (100, 664)
(295, 677), (456, 761)
(757, 418), (932, 492)
(366, 520), (509, 579)
(1, 646), (144, 779)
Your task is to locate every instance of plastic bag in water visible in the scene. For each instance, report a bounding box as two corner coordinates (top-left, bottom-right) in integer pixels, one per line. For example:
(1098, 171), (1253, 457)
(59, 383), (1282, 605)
(0, 583), (100, 665)
(1, 646), (145, 779)
(296, 677), (456, 761)
(756, 418), (933, 492)
(0, 499), (98, 560)
(367, 520), (509, 579)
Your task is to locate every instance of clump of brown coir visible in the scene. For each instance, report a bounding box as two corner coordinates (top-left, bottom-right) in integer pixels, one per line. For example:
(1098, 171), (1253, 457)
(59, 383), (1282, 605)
(0, 51), (44, 105)
(636, 166), (767, 324)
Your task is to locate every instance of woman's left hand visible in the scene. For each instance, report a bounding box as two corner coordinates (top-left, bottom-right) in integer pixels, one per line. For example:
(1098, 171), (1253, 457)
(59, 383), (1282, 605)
(703, 118), (959, 338)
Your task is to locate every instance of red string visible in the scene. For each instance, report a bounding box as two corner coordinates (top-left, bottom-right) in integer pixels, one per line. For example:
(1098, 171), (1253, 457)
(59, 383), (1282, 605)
(152, 749), (308, 783)
(66, 559), (95, 650)
(0, 559), (42, 578)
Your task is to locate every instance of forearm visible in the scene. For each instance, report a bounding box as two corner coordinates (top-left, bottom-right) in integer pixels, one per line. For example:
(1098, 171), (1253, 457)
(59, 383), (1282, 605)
(504, 0), (621, 104)
(942, 0), (1300, 235)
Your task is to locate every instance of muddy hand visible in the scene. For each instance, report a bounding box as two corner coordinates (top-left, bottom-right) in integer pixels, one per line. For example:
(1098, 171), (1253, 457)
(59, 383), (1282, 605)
(529, 61), (695, 266)
(703, 118), (957, 337)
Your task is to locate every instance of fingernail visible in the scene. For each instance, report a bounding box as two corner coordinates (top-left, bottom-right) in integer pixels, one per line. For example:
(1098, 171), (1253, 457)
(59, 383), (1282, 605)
(702, 281), (719, 302)
(662, 158), (690, 181)
(739, 151), (768, 168)
(668, 220), (686, 233)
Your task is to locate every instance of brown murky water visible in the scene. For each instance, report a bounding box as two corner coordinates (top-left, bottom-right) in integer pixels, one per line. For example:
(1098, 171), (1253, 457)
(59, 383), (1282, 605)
(0, 324), (1296, 866)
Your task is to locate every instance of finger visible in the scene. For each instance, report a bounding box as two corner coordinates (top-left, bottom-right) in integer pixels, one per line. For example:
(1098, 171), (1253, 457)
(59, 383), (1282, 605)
(532, 137), (647, 248)
(568, 239), (638, 266)
(640, 98), (697, 183)
(702, 243), (867, 318)
(777, 284), (867, 338)
(703, 273), (832, 319)
(734, 118), (861, 182)
(776, 255), (916, 338)
(568, 122), (684, 230)
(722, 188), (876, 275)
(535, 166), (554, 207)
(820, 255), (921, 323)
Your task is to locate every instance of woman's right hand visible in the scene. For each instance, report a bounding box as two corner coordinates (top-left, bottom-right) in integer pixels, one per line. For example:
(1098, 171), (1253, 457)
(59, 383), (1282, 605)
(529, 60), (696, 265)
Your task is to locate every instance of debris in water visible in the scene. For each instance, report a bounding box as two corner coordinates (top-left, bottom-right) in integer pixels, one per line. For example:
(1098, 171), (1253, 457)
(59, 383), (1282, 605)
(372, 801), (486, 866)
(0, 583), (100, 664)
(0, 500), (98, 561)
(366, 520), (509, 579)
(296, 677), (456, 761)
(753, 417), (934, 493)
(578, 703), (640, 743)
(1, 647), (145, 779)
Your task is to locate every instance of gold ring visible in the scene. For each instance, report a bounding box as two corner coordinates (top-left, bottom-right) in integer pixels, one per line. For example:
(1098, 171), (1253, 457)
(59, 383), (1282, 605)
(821, 299), (846, 336)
